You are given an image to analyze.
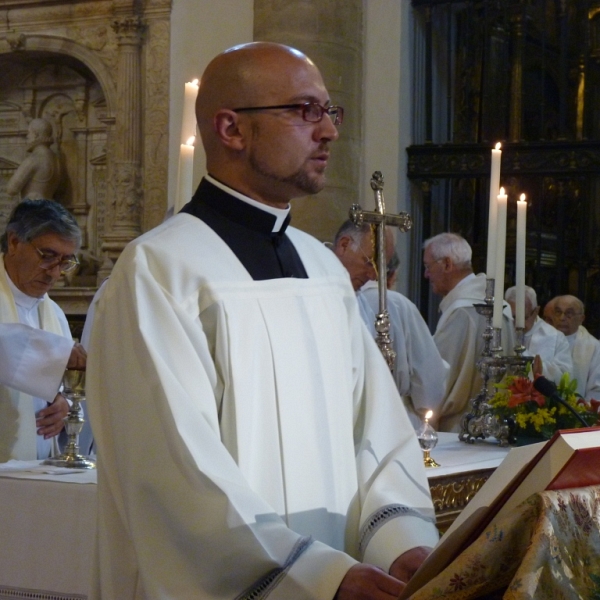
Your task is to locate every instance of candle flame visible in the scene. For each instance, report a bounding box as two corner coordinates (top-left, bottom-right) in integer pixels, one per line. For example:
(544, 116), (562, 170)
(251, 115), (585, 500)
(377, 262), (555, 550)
(189, 79), (199, 86)
(498, 186), (505, 196)
(519, 193), (526, 202)
(425, 410), (433, 420)
(495, 142), (501, 150)
(186, 136), (196, 146)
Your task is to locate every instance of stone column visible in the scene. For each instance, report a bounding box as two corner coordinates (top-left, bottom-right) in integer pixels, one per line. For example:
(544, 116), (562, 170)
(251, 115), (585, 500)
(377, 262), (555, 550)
(99, 16), (144, 280)
(254, 0), (362, 242)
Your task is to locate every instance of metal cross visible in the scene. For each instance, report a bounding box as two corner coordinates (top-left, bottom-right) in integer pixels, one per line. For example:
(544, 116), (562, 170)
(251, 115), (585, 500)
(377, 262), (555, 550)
(349, 171), (412, 371)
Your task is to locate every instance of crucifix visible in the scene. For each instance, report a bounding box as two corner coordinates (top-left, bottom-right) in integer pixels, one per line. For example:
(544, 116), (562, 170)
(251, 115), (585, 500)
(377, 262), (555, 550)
(349, 171), (412, 371)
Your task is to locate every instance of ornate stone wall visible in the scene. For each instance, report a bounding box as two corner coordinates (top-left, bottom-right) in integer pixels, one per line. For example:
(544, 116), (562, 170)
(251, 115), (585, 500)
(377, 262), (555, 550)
(0, 0), (171, 313)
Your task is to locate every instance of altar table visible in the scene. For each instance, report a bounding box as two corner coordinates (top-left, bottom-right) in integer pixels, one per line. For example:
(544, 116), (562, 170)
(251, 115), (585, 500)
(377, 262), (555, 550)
(0, 465), (96, 600)
(0, 434), (507, 599)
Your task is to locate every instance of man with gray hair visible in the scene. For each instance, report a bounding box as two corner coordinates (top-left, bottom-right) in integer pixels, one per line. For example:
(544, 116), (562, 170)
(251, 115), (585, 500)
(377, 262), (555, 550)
(423, 232), (514, 431)
(0, 199), (84, 461)
(504, 285), (572, 382)
(334, 220), (448, 429)
(550, 294), (600, 400)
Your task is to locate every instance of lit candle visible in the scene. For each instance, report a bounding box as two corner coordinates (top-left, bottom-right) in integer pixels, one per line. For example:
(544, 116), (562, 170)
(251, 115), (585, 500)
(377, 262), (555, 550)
(515, 194), (527, 328)
(182, 79), (199, 144)
(486, 143), (502, 278)
(492, 187), (508, 329)
(175, 136), (195, 212)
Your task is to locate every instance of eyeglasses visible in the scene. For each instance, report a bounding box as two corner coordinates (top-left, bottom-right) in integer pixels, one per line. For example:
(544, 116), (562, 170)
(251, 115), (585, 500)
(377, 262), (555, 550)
(31, 243), (79, 274)
(232, 102), (344, 126)
(553, 309), (583, 319)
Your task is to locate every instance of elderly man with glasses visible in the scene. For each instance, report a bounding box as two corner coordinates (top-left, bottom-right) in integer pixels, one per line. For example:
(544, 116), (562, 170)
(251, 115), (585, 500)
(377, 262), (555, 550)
(504, 285), (572, 383)
(0, 198), (84, 461)
(333, 220), (448, 430)
(549, 294), (600, 400)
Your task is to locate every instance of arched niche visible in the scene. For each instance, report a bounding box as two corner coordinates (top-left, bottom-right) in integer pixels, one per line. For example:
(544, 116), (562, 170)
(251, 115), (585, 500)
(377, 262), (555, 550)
(0, 49), (110, 283)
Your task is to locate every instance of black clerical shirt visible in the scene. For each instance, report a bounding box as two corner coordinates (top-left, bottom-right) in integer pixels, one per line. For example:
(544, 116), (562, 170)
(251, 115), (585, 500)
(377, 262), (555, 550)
(180, 178), (309, 281)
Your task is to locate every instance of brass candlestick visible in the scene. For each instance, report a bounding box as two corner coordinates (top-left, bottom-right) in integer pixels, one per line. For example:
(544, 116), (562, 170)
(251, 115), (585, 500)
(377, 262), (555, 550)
(43, 370), (95, 469)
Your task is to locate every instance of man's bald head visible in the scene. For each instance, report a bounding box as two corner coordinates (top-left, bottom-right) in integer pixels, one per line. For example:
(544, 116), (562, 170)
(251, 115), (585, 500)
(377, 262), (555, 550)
(194, 42), (338, 208)
(196, 43), (320, 155)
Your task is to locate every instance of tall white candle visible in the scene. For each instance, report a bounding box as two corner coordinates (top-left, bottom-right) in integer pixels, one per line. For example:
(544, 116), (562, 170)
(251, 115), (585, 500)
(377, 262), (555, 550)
(515, 194), (527, 328)
(182, 79), (199, 144)
(175, 136), (195, 212)
(492, 187), (508, 329)
(486, 143), (502, 278)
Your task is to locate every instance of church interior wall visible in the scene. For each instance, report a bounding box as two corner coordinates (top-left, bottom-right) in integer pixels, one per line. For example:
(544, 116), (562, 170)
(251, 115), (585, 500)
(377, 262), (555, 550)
(0, 0), (416, 323)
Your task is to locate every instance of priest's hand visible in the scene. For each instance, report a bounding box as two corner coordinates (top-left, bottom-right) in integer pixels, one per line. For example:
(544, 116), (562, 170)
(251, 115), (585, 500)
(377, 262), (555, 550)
(389, 546), (433, 583)
(67, 342), (87, 370)
(532, 355), (543, 377)
(334, 564), (405, 599)
(36, 393), (69, 439)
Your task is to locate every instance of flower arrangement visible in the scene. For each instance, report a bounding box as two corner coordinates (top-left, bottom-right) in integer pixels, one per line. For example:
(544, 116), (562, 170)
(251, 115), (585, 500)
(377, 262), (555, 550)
(489, 372), (600, 441)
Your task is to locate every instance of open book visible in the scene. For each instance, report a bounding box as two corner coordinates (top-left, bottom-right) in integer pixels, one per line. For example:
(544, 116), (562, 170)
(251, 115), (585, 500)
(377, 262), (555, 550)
(400, 427), (600, 599)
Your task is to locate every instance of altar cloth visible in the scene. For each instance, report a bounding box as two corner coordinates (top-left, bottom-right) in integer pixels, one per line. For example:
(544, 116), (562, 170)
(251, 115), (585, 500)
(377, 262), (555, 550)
(411, 484), (600, 599)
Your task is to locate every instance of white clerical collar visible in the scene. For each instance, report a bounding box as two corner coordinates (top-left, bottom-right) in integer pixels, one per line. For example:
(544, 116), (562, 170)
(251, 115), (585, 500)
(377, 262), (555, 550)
(205, 174), (290, 233)
(454, 272), (476, 290)
(566, 330), (578, 348)
(5, 270), (43, 311)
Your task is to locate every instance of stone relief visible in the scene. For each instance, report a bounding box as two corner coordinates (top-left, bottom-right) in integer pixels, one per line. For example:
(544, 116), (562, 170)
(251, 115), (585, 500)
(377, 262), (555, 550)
(6, 118), (61, 201)
(0, 0), (171, 315)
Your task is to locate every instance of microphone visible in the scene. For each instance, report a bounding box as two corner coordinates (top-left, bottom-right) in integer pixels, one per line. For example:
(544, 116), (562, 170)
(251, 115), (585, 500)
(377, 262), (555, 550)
(533, 376), (590, 428)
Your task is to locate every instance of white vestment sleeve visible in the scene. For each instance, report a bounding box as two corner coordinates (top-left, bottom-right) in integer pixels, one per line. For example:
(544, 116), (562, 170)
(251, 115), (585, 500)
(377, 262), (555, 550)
(350, 320), (439, 570)
(0, 322), (71, 401)
(396, 298), (448, 422)
(584, 342), (600, 401)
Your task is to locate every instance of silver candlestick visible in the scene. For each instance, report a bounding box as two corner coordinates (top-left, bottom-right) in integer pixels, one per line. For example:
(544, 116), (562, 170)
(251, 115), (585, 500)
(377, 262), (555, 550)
(459, 279), (512, 446)
(43, 370), (95, 469)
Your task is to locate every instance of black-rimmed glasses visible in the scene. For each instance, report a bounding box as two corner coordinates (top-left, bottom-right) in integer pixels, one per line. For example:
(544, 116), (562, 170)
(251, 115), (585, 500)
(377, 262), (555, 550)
(31, 243), (79, 274)
(232, 102), (344, 126)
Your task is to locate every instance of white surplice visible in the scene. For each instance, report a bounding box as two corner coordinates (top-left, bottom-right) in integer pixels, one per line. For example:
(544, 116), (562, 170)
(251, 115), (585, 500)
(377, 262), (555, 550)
(87, 214), (439, 600)
(434, 273), (515, 432)
(524, 317), (572, 383)
(357, 280), (449, 429)
(0, 256), (72, 460)
(567, 325), (600, 400)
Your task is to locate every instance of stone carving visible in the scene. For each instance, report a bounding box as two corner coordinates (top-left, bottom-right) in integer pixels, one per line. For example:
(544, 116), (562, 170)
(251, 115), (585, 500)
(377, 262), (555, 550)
(6, 118), (61, 200)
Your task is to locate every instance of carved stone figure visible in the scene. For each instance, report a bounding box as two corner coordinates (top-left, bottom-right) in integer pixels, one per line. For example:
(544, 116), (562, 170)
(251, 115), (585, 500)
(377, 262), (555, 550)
(6, 118), (61, 200)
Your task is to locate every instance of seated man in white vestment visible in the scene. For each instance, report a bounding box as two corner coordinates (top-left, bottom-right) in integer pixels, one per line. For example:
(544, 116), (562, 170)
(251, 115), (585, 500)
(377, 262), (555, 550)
(550, 295), (600, 400)
(423, 233), (515, 432)
(87, 43), (439, 600)
(0, 199), (84, 461)
(504, 285), (572, 383)
(333, 220), (448, 430)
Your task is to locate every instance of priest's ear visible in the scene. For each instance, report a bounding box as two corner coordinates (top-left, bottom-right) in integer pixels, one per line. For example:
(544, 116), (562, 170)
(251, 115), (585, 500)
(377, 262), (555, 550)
(213, 109), (246, 151)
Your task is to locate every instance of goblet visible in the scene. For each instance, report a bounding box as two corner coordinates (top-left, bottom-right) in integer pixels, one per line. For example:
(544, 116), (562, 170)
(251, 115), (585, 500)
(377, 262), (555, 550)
(43, 369), (95, 469)
(417, 410), (440, 468)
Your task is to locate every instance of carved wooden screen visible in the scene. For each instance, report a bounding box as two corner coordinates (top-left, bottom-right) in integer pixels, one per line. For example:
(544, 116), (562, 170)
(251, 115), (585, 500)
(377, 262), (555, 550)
(409, 0), (600, 335)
